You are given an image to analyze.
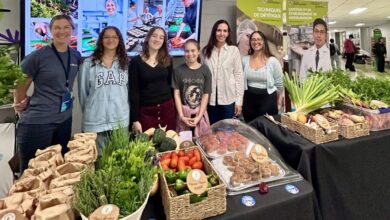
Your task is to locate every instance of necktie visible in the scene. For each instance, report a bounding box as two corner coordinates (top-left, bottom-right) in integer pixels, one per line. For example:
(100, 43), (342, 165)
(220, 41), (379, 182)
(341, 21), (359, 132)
(315, 50), (319, 71)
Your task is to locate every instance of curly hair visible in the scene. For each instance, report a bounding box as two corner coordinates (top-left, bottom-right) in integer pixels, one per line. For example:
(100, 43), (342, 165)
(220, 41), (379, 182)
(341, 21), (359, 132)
(142, 26), (171, 67)
(202, 20), (232, 59)
(91, 26), (128, 71)
(248, 31), (272, 58)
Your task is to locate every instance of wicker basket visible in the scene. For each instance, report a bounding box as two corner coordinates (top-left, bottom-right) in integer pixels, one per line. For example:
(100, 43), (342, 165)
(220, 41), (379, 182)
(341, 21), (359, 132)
(281, 114), (339, 144)
(327, 117), (369, 139)
(158, 146), (227, 220)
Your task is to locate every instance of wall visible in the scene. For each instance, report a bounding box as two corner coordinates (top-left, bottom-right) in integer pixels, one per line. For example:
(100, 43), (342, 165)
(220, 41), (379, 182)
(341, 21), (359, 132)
(0, 0), (20, 44)
(373, 23), (390, 54)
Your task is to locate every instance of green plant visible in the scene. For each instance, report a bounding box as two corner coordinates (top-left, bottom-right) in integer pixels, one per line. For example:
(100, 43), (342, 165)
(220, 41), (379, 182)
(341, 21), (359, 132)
(0, 45), (27, 105)
(73, 128), (158, 217)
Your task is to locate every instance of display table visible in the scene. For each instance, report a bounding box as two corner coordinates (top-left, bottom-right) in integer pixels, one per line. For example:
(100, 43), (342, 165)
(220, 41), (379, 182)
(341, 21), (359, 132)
(250, 116), (390, 220)
(142, 180), (318, 220)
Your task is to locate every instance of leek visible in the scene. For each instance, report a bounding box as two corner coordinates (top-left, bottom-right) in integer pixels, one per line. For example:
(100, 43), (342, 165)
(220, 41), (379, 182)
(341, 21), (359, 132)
(283, 73), (339, 114)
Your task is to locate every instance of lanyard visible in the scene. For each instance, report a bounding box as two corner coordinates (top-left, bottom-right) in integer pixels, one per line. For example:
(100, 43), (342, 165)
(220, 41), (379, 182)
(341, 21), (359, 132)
(51, 44), (71, 88)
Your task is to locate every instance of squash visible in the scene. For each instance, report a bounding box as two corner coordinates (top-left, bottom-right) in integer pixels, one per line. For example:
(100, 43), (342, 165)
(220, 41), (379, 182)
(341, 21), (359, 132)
(152, 128), (166, 145)
(159, 137), (177, 152)
(144, 127), (155, 137)
(166, 130), (180, 149)
(135, 133), (150, 142)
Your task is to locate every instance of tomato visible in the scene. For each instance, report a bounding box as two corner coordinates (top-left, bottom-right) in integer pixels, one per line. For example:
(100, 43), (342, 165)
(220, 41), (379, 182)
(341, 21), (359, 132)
(194, 149), (201, 161)
(178, 150), (185, 157)
(192, 161), (203, 170)
(188, 157), (197, 166)
(161, 152), (171, 160)
(160, 158), (171, 167)
(161, 164), (169, 171)
(177, 158), (186, 171)
(170, 157), (178, 169)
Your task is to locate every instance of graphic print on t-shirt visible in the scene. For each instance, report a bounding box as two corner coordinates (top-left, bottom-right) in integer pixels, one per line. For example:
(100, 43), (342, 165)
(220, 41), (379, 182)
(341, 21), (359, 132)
(184, 85), (202, 109)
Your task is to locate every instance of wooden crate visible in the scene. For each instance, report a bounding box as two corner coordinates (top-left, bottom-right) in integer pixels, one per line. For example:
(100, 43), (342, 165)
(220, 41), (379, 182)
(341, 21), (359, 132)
(281, 114), (339, 144)
(158, 146), (226, 220)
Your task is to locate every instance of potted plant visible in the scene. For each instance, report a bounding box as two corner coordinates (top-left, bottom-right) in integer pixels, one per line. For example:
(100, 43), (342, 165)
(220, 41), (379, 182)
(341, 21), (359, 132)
(0, 45), (27, 122)
(73, 128), (159, 220)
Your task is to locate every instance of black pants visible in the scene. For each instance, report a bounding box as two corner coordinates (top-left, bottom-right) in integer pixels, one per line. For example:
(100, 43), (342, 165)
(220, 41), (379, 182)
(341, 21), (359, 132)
(243, 87), (277, 122)
(377, 56), (385, 72)
(345, 53), (355, 71)
(16, 117), (72, 174)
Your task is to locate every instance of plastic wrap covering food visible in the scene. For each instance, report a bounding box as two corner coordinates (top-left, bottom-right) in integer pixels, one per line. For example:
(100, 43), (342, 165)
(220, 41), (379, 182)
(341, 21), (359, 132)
(196, 119), (302, 194)
(338, 103), (390, 131)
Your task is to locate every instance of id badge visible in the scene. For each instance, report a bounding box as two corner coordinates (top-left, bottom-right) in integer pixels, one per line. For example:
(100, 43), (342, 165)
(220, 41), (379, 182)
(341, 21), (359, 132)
(60, 90), (73, 113)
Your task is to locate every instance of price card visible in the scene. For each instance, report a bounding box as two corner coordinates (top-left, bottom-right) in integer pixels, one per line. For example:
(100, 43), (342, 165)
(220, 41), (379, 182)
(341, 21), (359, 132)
(250, 144), (269, 163)
(187, 169), (208, 195)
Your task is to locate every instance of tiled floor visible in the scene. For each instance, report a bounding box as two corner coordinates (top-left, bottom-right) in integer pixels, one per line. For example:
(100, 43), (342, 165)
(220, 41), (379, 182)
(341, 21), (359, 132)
(339, 57), (390, 79)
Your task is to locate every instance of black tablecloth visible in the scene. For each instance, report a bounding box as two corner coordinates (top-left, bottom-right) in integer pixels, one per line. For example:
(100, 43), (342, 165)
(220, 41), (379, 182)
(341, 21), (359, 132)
(142, 180), (316, 220)
(250, 116), (390, 220)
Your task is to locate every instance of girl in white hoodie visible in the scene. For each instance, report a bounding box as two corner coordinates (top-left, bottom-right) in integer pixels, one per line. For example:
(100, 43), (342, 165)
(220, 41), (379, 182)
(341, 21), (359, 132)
(78, 26), (129, 152)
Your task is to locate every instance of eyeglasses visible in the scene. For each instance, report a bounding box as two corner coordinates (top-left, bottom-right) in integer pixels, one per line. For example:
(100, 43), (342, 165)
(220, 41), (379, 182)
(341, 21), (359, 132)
(314, 29), (326, 35)
(250, 38), (263, 42)
(103, 36), (119, 40)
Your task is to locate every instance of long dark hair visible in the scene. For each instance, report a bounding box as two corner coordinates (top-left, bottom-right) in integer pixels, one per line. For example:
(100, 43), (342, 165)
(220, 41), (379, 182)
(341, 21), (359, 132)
(184, 39), (201, 63)
(91, 26), (127, 71)
(202, 19), (232, 59)
(248, 31), (272, 58)
(142, 26), (171, 67)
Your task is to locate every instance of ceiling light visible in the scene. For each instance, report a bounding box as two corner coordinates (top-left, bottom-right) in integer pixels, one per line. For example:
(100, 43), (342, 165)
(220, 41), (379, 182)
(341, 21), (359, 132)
(387, 16), (390, 19)
(333, 29), (339, 33)
(355, 23), (365, 27)
(328, 21), (337, 25)
(349, 8), (367, 15)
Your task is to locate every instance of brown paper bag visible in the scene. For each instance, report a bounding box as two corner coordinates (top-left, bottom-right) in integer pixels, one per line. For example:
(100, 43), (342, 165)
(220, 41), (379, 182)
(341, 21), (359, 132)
(0, 209), (25, 220)
(64, 146), (96, 165)
(35, 144), (62, 157)
(9, 177), (46, 198)
(74, 132), (97, 141)
(49, 172), (81, 189)
(55, 162), (86, 177)
(32, 203), (74, 220)
(0, 193), (35, 218)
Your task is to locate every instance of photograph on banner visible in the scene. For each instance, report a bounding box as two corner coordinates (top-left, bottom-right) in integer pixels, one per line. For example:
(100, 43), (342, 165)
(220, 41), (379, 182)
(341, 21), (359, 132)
(285, 0), (329, 79)
(236, 0), (284, 63)
(80, 0), (125, 55)
(166, 0), (200, 55)
(28, 20), (78, 53)
(31, 0), (78, 19)
(126, 0), (165, 53)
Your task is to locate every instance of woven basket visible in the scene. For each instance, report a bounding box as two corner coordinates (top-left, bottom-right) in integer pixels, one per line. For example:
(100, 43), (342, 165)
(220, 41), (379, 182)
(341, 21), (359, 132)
(327, 117), (369, 139)
(281, 114), (339, 144)
(158, 146), (227, 220)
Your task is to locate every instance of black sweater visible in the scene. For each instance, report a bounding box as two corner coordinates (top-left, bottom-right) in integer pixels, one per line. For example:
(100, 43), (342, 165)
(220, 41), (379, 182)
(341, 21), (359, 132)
(129, 55), (173, 122)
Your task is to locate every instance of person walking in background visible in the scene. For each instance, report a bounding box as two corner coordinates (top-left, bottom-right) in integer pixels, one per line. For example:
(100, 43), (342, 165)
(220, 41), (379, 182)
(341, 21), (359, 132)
(242, 31), (284, 122)
(129, 27), (176, 133)
(13, 15), (81, 173)
(329, 38), (341, 69)
(202, 19), (244, 124)
(300, 18), (332, 80)
(373, 37), (387, 72)
(173, 39), (212, 137)
(78, 26), (129, 152)
(344, 34), (356, 72)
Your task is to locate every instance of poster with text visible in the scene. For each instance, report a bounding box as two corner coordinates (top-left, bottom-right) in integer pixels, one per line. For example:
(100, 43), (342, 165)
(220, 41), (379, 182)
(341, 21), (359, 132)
(236, 0), (284, 62)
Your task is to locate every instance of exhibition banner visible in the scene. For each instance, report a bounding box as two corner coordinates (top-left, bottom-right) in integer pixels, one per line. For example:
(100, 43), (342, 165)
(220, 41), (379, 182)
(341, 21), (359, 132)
(236, 0), (284, 59)
(286, 0), (328, 26)
(237, 0), (283, 26)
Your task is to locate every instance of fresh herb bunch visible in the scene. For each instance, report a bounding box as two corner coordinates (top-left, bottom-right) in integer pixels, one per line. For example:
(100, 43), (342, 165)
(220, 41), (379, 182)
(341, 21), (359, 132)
(0, 45), (27, 105)
(73, 128), (158, 217)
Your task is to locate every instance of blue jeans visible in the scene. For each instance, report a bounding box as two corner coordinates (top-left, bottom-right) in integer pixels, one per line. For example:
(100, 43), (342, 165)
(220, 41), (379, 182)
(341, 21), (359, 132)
(16, 117), (72, 174)
(207, 103), (235, 125)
